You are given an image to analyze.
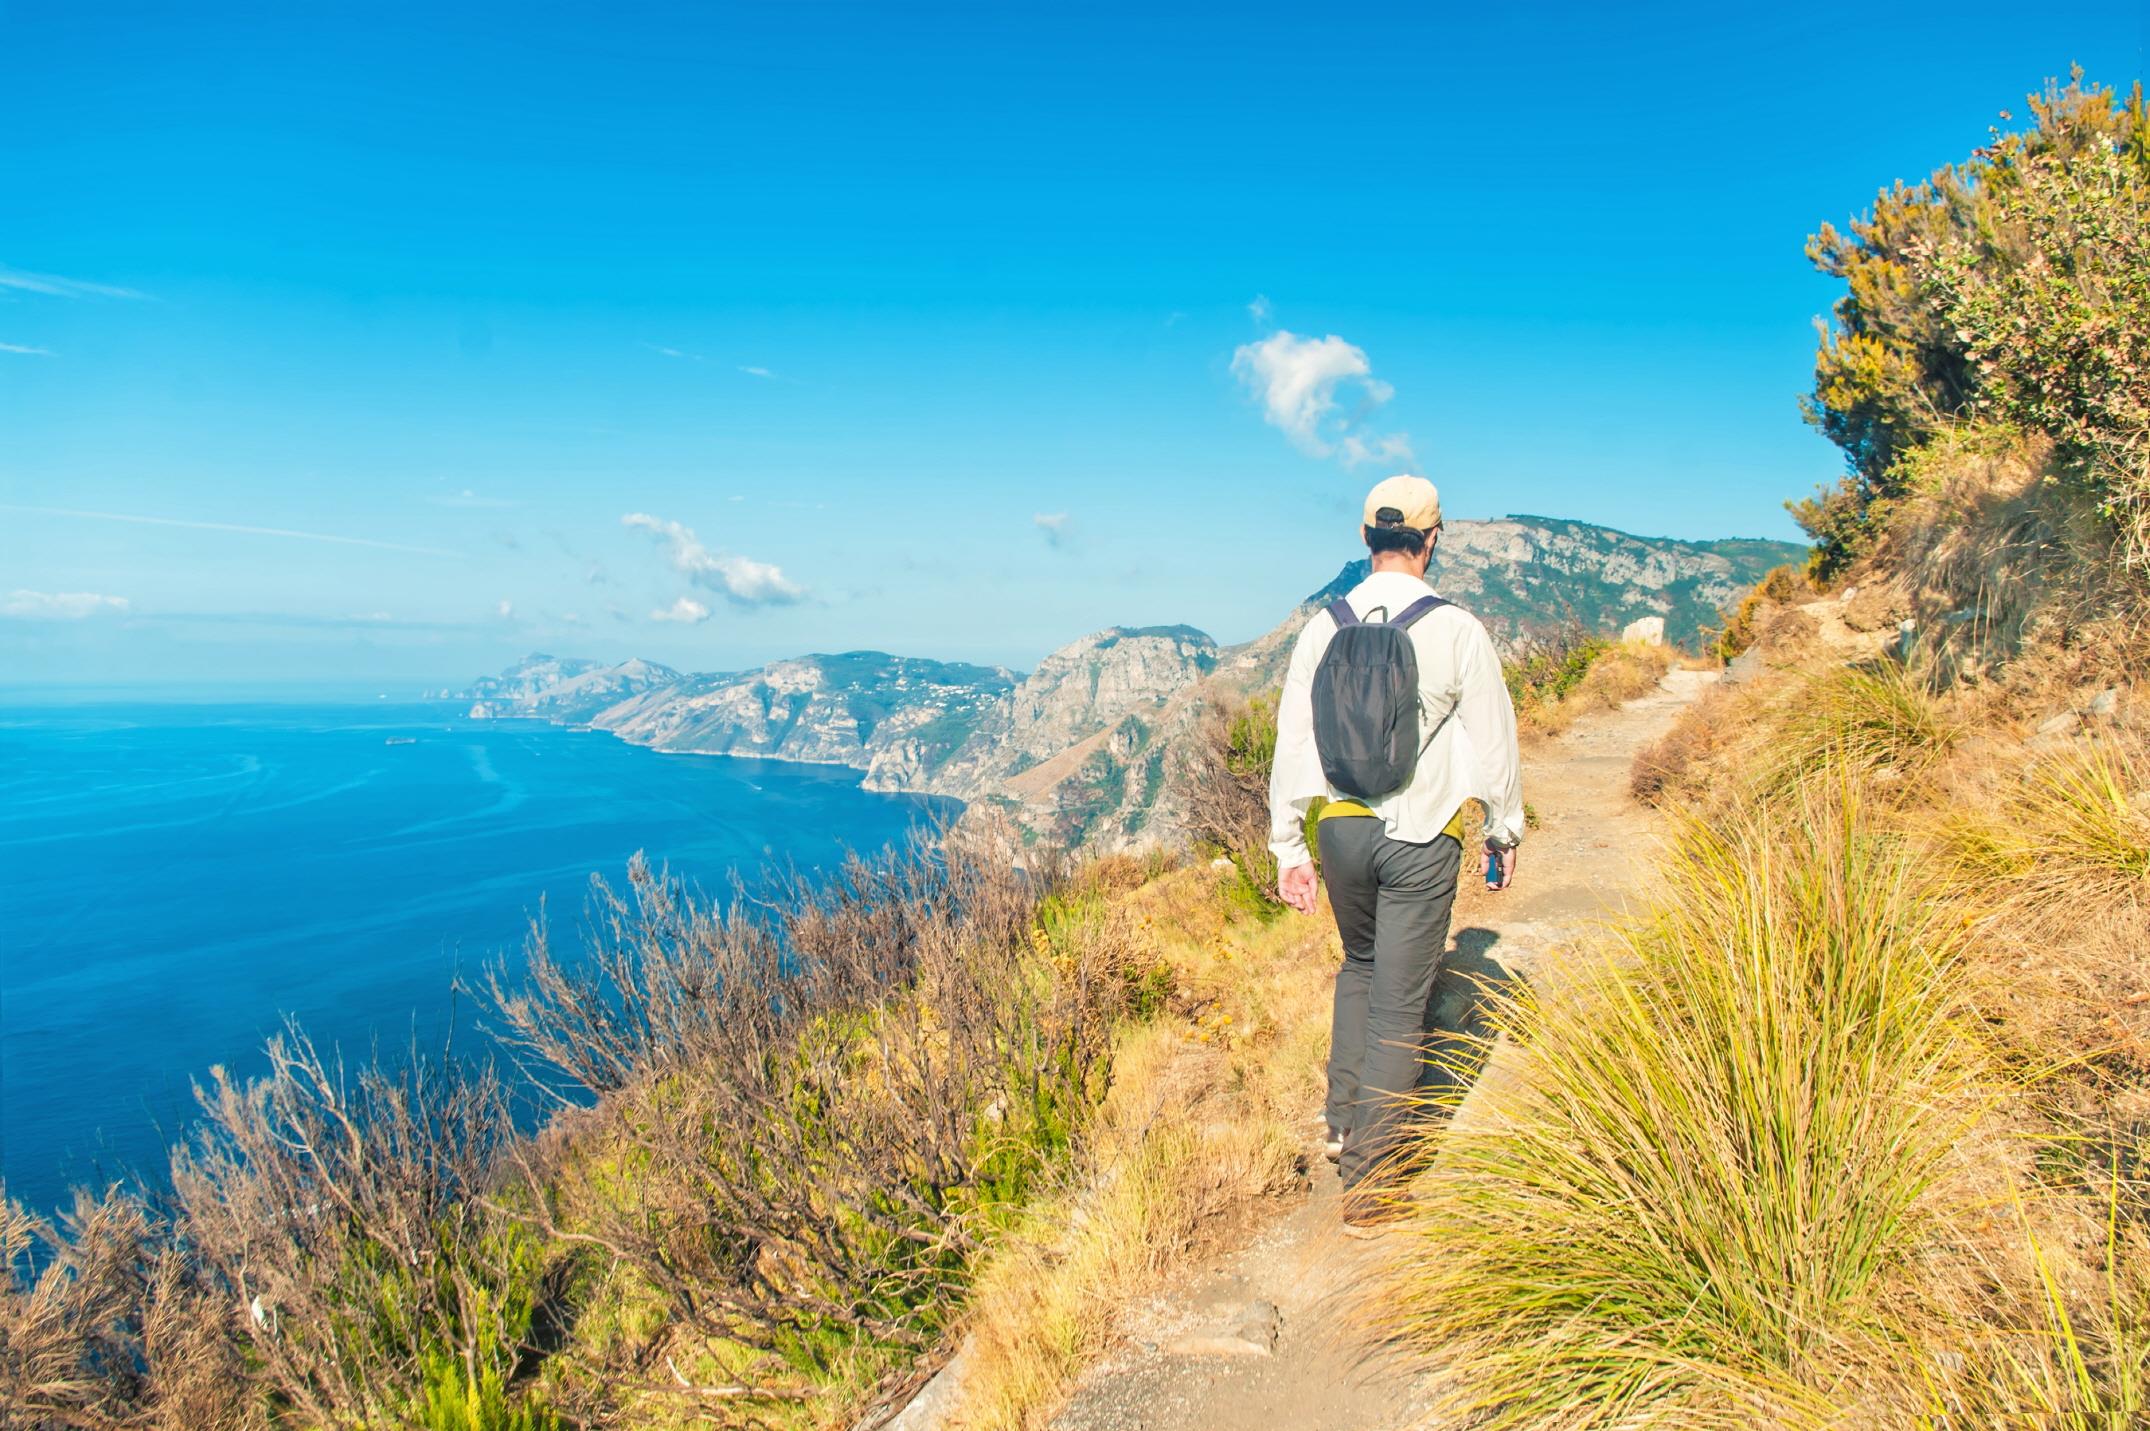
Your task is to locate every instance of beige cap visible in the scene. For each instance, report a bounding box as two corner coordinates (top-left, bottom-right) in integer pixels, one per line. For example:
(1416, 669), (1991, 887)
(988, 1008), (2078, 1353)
(1362, 474), (1441, 533)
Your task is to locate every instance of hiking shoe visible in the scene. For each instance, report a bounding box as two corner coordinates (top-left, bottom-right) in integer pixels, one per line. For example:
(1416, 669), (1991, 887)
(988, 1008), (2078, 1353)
(1340, 1185), (1398, 1238)
(1324, 1130), (1343, 1163)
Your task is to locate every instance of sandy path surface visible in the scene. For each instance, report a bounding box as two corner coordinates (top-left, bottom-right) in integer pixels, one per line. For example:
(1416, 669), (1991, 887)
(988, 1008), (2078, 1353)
(1041, 667), (1718, 1431)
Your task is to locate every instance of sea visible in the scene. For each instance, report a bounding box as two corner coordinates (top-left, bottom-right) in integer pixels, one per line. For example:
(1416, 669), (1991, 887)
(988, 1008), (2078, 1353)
(0, 697), (955, 1217)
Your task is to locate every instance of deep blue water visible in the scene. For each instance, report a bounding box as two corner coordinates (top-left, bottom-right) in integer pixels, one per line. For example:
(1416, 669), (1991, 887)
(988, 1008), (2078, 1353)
(0, 702), (953, 1215)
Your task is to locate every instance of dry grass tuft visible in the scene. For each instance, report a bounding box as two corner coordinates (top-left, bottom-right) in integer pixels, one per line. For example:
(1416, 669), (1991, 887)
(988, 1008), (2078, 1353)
(1928, 1179), (2150, 1429)
(1630, 678), (1740, 805)
(1936, 730), (2150, 912)
(1764, 662), (1961, 797)
(1852, 427), (2150, 693)
(1390, 783), (1990, 1426)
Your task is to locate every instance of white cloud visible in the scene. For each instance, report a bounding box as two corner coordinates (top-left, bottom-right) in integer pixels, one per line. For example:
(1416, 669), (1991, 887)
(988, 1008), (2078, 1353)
(738, 364), (775, 379)
(496, 599), (515, 619)
(641, 342), (704, 361)
(1248, 294), (1272, 325)
(650, 596), (711, 623)
(4, 589), (130, 619)
(1230, 331), (1370, 451)
(0, 265), (151, 300)
(0, 341), (50, 356)
(1034, 512), (1072, 548)
(621, 512), (806, 607)
(1229, 328), (1414, 467)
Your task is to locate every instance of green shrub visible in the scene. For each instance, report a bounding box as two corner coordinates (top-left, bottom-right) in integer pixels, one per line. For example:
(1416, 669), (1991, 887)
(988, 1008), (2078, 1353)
(1930, 108), (2150, 566)
(417, 1349), (558, 1431)
(1502, 626), (1609, 711)
(1799, 72), (2150, 573)
(1177, 694), (1286, 915)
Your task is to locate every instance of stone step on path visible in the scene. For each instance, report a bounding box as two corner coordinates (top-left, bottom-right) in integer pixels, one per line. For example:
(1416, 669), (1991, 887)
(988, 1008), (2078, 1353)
(1044, 1122), (1433, 1431)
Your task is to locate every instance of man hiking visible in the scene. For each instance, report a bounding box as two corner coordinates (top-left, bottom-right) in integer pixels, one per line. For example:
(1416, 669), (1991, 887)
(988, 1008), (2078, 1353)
(1268, 474), (1524, 1233)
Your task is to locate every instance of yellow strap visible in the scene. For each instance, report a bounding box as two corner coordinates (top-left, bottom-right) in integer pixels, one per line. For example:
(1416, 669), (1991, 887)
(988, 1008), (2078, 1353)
(1316, 799), (1377, 820)
(1317, 799), (1468, 843)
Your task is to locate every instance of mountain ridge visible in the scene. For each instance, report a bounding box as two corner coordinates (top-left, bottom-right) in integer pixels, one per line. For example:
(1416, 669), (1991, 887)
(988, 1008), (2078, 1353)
(464, 516), (1803, 849)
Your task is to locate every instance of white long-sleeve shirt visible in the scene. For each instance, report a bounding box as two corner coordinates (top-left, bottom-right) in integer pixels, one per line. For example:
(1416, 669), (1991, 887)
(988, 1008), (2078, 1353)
(1267, 569), (1525, 866)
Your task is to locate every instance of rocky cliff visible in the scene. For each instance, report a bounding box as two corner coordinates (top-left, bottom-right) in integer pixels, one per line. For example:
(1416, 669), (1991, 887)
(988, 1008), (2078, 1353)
(476, 651), (1018, 778)
(462, 516), (1803, 851)
(907, 626), (1218, 847)
(1420, 516), (1800, 646)
(466, 654), (682, 721)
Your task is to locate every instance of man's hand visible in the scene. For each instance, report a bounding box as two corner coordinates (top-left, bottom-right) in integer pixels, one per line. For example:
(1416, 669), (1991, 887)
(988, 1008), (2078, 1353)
(1277, 861), (1319, 915)
(1484, 840), (1518, 892)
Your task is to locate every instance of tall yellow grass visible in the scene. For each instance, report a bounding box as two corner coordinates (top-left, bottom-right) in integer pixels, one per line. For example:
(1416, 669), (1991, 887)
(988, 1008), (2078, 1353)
(1936, 731), (2150, 910)
(1391, 783), (1987, 1426)
(1768, 663), (1961, 794)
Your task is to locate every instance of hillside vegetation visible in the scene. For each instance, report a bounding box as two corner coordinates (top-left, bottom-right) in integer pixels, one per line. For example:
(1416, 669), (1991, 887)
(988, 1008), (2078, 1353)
(1385, 72), (2150, 1428)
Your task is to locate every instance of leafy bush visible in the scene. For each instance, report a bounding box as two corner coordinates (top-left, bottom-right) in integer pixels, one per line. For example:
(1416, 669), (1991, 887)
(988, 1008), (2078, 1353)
(1932, 151), (2150, 567)
(1798, 72), (2150, 575)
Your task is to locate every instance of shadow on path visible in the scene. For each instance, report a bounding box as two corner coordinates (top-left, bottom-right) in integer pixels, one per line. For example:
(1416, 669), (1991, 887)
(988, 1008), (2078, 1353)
(1417, 925), (1518, 1107)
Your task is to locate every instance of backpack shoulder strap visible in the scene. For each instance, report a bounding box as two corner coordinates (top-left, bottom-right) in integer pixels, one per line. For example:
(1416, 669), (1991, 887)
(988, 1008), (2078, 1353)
(1326, 599), (1360, 628)
(1389, 595), (1451, 628)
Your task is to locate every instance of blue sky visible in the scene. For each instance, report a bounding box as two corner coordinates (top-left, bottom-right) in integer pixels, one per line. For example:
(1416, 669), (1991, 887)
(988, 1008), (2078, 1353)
(3, 2), (2143, 685)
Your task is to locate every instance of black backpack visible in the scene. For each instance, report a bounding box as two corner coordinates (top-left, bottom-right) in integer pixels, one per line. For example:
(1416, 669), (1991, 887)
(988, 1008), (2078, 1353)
(1311, 595), (1448, 800)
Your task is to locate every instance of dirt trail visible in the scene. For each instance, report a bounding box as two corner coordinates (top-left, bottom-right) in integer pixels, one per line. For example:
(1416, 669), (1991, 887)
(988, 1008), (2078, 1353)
(1043, 667), (1719, 1431)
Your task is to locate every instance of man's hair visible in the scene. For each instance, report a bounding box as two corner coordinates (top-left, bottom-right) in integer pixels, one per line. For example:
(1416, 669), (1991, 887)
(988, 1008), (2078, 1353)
(1363, 523), (1432, 558)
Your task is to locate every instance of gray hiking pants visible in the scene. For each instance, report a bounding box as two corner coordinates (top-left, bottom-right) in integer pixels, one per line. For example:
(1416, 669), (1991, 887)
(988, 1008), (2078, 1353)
(1317, 816), (1463, 1190)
